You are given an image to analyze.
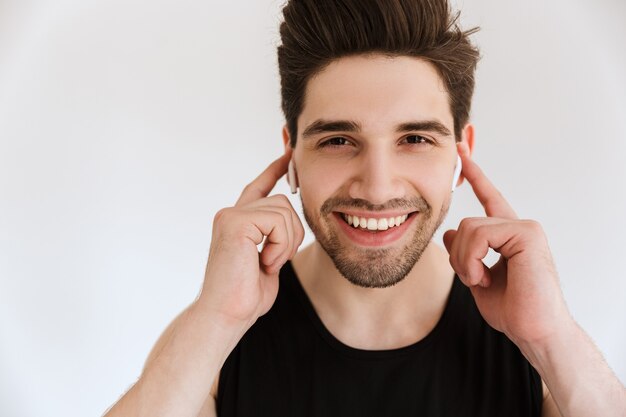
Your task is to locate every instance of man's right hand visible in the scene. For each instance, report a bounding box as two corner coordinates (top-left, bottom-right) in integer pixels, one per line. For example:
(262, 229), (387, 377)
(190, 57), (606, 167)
(103, 155), (304, 417)
(199, 152), (305, 329)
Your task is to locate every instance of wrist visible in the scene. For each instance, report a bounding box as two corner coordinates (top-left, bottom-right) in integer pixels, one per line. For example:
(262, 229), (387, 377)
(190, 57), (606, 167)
(191, 295), (255, 342)
(514, 315), (580, 374)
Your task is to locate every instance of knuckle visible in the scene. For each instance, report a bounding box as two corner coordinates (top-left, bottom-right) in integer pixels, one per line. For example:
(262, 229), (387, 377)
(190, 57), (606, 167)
(524, 219), (542, 229)
(213, 208), (255, 239)
(276, 194), (292, 207)
(523, 219), (544, 235)
(459, 217), (477, 231)
(473, 224), (490, 240)
(273, 193), (296, 210)
(213, 207), (232, 225)
(274, 193), (290, 204)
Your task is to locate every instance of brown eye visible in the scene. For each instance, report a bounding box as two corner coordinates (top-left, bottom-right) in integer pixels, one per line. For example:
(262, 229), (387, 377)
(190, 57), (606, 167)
(405, 135), (429, 144)
(320, 137), (350, 147)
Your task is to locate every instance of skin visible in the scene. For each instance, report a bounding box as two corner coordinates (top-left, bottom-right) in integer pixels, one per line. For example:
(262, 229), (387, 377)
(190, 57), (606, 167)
(289, 55), (464, 349)
(285, 54), (624, 416)
(103, 54), (625, 417)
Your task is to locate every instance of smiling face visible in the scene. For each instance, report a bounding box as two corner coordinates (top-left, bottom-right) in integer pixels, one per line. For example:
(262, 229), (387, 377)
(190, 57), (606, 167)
(291, 54), (461, 288)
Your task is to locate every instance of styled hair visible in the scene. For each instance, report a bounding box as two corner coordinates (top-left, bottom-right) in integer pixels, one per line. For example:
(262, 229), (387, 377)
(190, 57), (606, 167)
(277, 0), (480, 147)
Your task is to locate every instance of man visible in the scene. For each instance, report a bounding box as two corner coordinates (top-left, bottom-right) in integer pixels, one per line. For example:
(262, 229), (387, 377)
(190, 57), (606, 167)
(104, 1), (626, 416)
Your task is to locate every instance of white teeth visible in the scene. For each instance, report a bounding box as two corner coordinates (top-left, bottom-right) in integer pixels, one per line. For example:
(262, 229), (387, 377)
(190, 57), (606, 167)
(341, 213), (411, 231)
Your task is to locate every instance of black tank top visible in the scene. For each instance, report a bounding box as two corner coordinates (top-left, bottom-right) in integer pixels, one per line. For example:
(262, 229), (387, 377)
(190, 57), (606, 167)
(217, 261), (542, 416)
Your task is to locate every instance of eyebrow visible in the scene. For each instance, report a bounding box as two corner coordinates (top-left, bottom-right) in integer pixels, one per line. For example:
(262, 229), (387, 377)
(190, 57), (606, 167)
(301, 120), (361, 139)
(301, 119), (452, 139)
(396, 121), (452, 137)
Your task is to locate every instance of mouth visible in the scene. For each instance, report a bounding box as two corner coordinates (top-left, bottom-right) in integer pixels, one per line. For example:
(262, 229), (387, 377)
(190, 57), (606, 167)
(332, 210), (419, 247)
(338, 211), (414, 231)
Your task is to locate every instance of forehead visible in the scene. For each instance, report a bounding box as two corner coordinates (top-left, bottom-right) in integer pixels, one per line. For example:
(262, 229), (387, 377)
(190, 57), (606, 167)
(298, 54), (453, 137)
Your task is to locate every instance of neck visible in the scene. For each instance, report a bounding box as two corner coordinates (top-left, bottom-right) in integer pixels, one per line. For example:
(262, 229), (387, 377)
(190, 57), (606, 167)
(291, 240), (455, 350)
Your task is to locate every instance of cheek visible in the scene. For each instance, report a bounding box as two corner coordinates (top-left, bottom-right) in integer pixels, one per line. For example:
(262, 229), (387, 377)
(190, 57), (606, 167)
(398, 156), (454, 200)
(297, 166), (343, 220)
(298, 160), (347, 197)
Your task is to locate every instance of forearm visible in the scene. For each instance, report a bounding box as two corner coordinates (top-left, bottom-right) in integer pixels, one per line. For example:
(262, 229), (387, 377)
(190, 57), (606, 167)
(104, 298), (248, 417)
(517, 318), (626, 417)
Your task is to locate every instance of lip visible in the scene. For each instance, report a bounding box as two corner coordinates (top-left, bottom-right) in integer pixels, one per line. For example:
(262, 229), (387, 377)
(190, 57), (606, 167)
(334, 209), (413, 219)
(332, 211), (417, 247)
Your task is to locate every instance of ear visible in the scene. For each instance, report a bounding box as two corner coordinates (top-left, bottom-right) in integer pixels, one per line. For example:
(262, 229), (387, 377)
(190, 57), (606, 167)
(456, 123), (475, 187)
(282, 124), (292, 151)
(282, 125), (298, 191)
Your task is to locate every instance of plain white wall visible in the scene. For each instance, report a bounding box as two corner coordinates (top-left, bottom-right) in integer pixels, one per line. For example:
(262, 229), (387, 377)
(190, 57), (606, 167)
(0, 0), (624, 416)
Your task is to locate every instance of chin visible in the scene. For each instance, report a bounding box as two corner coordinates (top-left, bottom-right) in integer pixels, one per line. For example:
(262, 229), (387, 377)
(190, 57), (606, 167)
(302, 199), (450, 289)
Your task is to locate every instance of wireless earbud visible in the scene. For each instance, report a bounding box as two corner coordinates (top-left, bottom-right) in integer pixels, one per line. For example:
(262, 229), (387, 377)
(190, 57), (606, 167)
(451, 155), (462, 192)
(288, 158), (298, 194)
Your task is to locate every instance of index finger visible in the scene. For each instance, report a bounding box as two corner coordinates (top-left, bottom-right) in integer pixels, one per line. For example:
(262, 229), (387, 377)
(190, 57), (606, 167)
(458, 143), (518, 219)
(235, 152), (291, 207)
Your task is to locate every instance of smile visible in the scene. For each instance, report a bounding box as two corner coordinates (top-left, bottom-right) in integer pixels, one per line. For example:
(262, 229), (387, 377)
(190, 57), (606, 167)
(332, 210), (418, 247)
(339, 212), (411, 231)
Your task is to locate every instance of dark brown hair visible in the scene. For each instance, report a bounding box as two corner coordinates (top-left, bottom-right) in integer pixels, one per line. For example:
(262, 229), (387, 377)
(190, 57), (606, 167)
(277, 0), (480, 146)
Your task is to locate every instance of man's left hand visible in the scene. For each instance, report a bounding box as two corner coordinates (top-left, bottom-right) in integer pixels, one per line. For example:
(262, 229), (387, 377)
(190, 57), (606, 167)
(443, 143), (572, 346)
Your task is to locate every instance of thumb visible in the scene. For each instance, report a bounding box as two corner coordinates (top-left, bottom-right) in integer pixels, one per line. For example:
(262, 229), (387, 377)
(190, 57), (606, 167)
(442, 229), (457, 254)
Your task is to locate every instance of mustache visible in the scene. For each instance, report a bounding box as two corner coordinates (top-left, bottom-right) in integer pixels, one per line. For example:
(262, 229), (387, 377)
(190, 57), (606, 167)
(320, 196), (430, 216)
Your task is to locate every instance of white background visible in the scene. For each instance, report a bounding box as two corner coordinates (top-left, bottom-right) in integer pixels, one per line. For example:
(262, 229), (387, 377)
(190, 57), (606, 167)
(0, 0), (624, 416)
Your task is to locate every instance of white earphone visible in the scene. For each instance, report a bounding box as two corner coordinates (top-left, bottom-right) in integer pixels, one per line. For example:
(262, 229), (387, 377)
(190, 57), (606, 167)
(451, 154), (462, 192)
(288, 158), (298, 194)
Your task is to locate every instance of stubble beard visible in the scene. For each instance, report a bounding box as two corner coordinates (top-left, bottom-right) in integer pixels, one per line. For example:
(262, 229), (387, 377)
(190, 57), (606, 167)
(302, 195), (450, 289)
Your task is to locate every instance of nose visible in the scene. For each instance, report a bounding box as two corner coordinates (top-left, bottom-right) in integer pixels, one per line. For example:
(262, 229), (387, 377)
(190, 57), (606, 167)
(348, 147), (405, 205)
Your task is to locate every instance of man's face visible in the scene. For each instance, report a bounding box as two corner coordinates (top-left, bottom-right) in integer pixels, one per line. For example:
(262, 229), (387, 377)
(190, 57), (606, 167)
(293, 54), (459, 288)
